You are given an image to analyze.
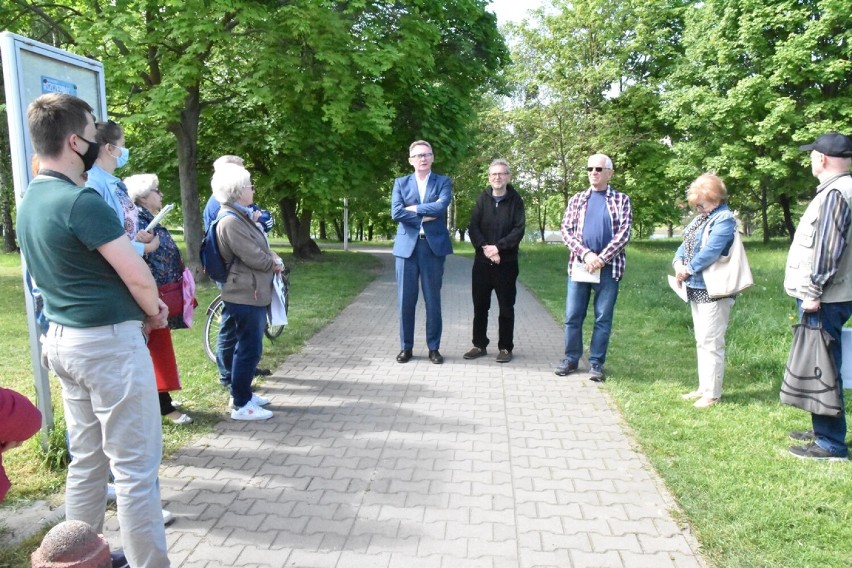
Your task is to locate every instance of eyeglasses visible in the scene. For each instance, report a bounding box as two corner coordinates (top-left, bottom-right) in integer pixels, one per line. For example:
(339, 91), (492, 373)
(243, 185), (255, 191)
(586, 167), (609, 172)
(489, 172), (510, 177)
(151, 188), (162, 195)
(410, 153), (433, 160)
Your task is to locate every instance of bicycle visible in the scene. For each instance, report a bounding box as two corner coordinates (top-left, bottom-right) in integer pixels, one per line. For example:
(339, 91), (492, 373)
(203, 268), (289, 363)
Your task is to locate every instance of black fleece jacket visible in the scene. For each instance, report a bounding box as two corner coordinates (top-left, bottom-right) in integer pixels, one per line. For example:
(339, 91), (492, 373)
(468, 184), (526, 264)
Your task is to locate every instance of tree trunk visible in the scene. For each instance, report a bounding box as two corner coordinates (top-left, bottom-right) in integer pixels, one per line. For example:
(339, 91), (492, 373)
(0, 118), (17, 253)
(368, 224), (373, 241)
(279, 196), (322, 258)
(332, 218), (343, 241)
(778, 192), (796, 242)
(762, 186), (770, 244)
(168, 86), (204, 278)
(319, 221), (327, 240)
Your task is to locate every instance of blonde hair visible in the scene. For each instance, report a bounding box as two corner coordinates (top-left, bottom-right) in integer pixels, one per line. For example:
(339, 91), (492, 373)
(687, 173), (728, 207)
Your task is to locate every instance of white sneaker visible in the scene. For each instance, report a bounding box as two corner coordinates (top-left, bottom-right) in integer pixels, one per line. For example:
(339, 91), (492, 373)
(231, 400), (273, 421)
(162, 509), (175, 526)
(229, 393), (270, 409)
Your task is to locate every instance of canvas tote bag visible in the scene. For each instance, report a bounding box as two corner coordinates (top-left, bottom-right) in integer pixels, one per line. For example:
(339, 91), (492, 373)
(780, 314), (843, 416)
(701, 222), (753, 298)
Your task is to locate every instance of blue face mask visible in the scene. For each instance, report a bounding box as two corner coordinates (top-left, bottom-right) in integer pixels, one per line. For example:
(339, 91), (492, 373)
(114, 146), (130, 168)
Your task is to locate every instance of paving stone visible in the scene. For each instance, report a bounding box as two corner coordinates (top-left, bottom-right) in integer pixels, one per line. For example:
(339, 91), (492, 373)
(92, 253), (705, 568)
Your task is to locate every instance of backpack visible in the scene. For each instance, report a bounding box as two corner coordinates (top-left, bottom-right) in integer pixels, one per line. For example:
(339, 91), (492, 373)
(199, 211), (237, 282)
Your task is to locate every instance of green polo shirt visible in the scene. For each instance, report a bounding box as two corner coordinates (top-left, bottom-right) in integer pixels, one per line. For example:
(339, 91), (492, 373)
(17, 175), (144, 327)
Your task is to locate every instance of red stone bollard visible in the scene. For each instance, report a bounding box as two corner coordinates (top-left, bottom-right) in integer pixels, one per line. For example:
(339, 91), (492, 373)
(31, 520), (111, 568)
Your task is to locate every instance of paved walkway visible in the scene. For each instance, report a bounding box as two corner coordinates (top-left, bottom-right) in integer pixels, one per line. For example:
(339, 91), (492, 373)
(110, 252), (706, 568)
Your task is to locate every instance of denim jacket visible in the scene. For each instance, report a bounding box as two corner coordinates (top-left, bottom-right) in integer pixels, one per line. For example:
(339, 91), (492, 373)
(673, 204), (736, 289)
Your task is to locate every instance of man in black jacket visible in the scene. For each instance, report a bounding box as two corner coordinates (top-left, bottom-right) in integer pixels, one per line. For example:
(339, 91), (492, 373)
(464, 159), (526, 363)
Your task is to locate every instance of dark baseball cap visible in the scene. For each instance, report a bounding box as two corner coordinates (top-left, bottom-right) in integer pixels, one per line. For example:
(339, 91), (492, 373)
(799, 132), (852, 158)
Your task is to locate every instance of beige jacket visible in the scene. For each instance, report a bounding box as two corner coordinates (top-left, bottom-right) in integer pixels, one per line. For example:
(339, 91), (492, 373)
(217, 204), (275, 307)
(784, 175), (852, 303)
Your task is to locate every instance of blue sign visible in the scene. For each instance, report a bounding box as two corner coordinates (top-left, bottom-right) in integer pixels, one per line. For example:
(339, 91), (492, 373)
(41, 76), (77, 96)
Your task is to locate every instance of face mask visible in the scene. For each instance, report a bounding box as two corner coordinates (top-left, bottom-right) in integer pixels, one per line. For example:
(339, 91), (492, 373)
(74, 135), (100, 172)
(114, 146), (130, 168)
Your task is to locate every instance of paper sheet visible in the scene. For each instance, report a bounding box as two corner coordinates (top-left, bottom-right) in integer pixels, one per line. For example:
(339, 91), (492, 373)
(145, 203), (175, 232)
(571, 259), (600, 283)
(668, 275), (688, 302)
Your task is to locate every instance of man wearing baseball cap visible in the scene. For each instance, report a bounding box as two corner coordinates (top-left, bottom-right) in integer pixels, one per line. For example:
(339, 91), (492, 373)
(785, 131), (852, 461)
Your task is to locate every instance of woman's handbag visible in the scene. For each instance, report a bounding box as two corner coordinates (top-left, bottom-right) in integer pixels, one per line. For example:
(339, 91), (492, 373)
(701, 226), (753, 298)
(780, 314), (843, 416)
(158, 279), (183, 316)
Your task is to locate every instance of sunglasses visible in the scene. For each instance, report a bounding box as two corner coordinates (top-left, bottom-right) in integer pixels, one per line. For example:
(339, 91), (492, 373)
(586, 167), (608, 172)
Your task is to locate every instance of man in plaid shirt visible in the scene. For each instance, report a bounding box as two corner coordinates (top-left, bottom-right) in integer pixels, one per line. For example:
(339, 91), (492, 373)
(554, 153), (632, 382)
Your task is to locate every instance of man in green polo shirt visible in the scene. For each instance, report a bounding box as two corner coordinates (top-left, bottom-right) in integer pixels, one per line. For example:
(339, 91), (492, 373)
(17, 93), (171, 568)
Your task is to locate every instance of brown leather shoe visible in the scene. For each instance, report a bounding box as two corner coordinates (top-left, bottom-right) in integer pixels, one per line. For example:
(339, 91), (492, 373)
(396, 350), (413, 363)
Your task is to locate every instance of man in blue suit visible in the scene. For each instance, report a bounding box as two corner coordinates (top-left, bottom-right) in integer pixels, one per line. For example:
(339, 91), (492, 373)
(391, 140), (454, 364)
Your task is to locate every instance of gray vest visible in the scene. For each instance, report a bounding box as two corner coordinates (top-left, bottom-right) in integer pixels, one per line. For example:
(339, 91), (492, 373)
(784, 174), (852, 302)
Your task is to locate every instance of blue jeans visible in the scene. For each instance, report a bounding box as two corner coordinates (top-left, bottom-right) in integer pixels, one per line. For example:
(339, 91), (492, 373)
(216, 305), (237, 383)
(564, 265), (620, 367)
(799, 300), (852, 456)
(224, 302), (266, 408)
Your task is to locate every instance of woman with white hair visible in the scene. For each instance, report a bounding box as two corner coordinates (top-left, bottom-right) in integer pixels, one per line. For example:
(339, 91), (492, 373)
(125, 173), (192, 425)
(211, 164), (283, 421)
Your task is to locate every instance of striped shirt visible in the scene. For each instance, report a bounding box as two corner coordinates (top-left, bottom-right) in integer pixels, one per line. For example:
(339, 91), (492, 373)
(560, 186), (633, 280)
(809, 175), (852, 298)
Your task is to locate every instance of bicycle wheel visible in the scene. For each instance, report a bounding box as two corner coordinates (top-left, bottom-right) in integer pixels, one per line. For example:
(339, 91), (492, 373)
(204, 295), (225, 362)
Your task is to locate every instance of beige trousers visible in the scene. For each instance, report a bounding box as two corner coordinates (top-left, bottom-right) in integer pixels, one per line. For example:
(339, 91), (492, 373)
(691, 297), (735, 399)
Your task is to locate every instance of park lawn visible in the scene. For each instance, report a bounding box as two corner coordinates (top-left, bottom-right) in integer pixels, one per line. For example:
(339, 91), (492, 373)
(0, 248), (382, 562)
(519, 239), (852, 568)
(3, 241), (851, 567)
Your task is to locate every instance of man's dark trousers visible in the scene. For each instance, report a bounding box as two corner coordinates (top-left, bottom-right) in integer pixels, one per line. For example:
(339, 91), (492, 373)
(471, 260), (519, 352)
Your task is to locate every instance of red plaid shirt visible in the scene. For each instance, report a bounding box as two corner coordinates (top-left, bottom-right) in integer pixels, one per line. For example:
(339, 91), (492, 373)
(560, 186), (632, 281)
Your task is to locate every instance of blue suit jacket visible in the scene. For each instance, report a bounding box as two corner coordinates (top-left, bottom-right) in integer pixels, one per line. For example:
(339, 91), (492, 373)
(391, 172), (454, 258)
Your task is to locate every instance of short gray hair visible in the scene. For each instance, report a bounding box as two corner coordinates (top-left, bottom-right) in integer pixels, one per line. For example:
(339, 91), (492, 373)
(211, 163), (250, 204)
(489, 159), (510, 173)
(589, 153), (614, 170)
(124, 173), (160, 203)
(213, 155), (244, 172)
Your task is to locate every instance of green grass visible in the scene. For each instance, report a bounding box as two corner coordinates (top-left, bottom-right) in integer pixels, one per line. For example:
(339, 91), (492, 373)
(3, 240), (851, 567)
(0, 248), (381, 565)
(519, 239), (852, 568)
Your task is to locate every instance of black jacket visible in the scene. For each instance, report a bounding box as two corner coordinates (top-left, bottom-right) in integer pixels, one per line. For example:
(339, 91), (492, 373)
(468, 184), (526, 264)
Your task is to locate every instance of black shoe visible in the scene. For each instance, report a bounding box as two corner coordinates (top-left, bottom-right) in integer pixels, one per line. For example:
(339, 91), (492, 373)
(429, 350), (444, 364)
(254, 367), (272, 377)
(463, 347), (486, 360)
(788, 442), (848, 462)
(218, 377), (231, 388)
(396, 350), (413, 363)
(788, 430), (816, 442)
(589, 363), (605, 382)
(554, 358), (578, 376)
(111, 550), (130, 568)
(496, 349), (512, 363)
